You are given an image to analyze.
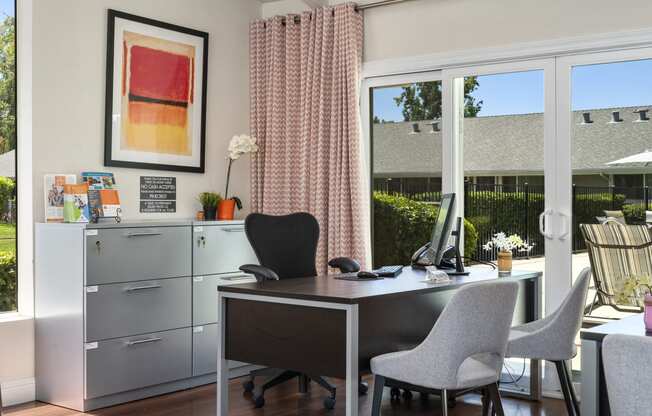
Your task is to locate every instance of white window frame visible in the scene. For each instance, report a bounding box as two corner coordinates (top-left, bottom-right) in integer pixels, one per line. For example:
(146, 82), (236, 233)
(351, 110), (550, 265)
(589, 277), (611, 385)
(15, 0), (32, 318)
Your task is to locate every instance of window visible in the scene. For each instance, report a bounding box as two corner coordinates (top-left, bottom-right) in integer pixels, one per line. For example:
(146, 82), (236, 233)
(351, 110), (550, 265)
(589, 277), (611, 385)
(369, 79), (443, 267)
(0, 0), (16, 313)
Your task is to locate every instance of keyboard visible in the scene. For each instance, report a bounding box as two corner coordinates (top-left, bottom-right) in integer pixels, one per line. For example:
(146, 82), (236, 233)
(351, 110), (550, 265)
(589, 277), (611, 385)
(373, 265), (403, 278)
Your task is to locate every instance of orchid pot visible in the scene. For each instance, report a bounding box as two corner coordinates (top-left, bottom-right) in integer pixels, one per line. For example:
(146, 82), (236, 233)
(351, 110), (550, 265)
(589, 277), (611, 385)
(483, 232), (534, 277)
(222, 134), (258, 218)
(497, 251), (513, 275)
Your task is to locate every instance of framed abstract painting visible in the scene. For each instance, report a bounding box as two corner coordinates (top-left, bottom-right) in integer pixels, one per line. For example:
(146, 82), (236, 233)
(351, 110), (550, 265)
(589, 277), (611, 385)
(104, 9), (208, 173)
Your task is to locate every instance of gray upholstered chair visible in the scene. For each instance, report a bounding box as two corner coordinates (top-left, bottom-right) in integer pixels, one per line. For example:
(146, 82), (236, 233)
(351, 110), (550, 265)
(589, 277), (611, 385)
(603, 334), (652, 415)
(370, 280), (519, 416)
(506, 267), (591, 416)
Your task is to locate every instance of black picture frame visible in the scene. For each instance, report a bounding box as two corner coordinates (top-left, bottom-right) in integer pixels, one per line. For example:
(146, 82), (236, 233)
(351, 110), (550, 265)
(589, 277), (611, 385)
(104, 9), (208, 173)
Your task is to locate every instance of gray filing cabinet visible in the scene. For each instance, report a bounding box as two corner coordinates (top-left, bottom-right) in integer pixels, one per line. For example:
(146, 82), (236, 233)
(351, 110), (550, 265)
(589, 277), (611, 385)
(35, 220), (258, 411)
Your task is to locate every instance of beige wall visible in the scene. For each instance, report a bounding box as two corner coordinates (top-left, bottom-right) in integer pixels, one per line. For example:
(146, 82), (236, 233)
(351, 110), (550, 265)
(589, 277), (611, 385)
(32, 0), (260, 222)
(1, 0), (260, 401)
(358, 0), (652, 62)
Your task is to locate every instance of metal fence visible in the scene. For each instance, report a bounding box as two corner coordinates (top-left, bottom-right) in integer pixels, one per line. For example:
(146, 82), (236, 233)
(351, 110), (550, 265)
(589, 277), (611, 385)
(373, 178), (652, 262)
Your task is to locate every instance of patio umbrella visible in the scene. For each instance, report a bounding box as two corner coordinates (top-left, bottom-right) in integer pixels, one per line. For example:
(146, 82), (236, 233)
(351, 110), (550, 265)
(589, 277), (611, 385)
(607, 149), (652, 167)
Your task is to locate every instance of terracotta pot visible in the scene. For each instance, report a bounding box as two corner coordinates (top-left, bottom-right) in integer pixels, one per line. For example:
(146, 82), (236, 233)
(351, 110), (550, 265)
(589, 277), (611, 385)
(497, 250), (513, 275)
(217, 199), (236, 220)
(203, 206), (217, 221)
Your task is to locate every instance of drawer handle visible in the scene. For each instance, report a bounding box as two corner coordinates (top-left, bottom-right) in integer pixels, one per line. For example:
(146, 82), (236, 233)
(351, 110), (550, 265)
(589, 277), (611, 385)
(125, 284), (162, 292)
(125, 232), (162, 238)
(221, 227), (245, 233)
(126, 337), (162, 346)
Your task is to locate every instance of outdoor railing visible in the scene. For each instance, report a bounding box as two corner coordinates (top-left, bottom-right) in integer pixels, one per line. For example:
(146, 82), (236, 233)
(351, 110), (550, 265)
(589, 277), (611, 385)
(373, 178), (652, 262)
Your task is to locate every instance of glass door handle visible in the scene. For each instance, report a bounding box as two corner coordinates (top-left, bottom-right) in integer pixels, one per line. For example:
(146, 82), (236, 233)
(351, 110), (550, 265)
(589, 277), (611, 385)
(557, 211), (571, 241)
(539, 209), (554, 240)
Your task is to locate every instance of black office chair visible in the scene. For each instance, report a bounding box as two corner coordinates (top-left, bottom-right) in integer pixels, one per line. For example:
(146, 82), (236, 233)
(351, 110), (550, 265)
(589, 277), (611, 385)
(239, 212), (362, 410)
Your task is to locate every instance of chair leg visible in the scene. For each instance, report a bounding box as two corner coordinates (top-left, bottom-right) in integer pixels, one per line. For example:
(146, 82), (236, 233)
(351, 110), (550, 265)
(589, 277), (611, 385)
(560, 360), (580, 415)
(487, 383), (505, 416)
(371, 375), (385, 416)
(310, 375), (337, 397)
(481, 387), (491, 416)
(440, 389), (448, 416)
(260, 370), (299, 392)
(554, 361), (576, 416)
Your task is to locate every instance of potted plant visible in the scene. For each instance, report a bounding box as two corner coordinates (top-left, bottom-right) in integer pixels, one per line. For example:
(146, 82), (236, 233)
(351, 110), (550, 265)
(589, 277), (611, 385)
(218, 134), (259, 220)
(198, 192), (222, 221)
(615, 275), (652, 331)
(483, 232), (533, 275)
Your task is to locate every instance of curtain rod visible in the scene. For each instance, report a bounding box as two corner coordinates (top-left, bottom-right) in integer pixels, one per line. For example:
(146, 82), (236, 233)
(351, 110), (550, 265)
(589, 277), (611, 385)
(356, 0), (417, 11)
(274, 0), (416, 24)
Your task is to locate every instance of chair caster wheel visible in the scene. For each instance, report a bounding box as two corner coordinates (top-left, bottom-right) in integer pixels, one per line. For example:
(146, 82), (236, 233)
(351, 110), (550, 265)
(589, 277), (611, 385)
(253, 395), (265, 408)
(402, 389), (413, 400)
(359, 381), (369, 395)
(324, 396), (336, 410)
(243, 380), (254, 393)
(390, 387), (401, 400)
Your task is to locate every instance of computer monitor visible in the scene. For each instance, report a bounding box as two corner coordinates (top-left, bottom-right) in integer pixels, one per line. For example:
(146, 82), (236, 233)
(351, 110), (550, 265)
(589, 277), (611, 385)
(427, 193), (456, 267)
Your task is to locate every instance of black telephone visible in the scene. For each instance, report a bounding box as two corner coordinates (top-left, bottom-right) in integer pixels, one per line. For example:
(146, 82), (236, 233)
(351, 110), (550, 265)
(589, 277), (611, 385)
(410, 217), (469, 275)
(411, 242), (432, 267)
(411, 243), (457, 268)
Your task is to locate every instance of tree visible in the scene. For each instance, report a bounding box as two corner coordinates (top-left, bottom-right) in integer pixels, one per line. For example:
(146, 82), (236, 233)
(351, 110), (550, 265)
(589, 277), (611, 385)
(394, 77), (483, 121)
(0, 15), (15, 155)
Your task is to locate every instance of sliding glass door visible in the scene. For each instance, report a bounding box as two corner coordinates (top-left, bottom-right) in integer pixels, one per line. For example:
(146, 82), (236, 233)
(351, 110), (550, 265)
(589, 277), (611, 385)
(444, 59), (557, 398)
(557, 47), (652, 383)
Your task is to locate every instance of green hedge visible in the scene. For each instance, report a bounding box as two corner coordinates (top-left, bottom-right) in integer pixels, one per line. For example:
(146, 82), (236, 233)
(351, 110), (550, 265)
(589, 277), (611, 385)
(373, 192), (477, 267)
(0, 252), (16, 311)
(622, 203), (652, 224)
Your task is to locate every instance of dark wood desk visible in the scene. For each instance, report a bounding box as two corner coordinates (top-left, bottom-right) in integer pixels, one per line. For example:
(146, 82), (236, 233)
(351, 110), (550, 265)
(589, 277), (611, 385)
(216, 267), (542, 416)
(580, 314), (646, 416)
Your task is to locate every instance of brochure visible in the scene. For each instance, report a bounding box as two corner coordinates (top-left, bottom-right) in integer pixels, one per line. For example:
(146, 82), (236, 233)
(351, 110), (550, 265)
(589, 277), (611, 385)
(63, 183), (90, 223)
(99, 189), (121, 217)
(44, 174), (77, 222)
(81, 172), (119, 218)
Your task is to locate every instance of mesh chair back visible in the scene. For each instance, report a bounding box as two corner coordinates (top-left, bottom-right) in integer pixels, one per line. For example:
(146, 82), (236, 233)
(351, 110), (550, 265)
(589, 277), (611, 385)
(580, 223), (652, 307)
(244, 212), (319, 279)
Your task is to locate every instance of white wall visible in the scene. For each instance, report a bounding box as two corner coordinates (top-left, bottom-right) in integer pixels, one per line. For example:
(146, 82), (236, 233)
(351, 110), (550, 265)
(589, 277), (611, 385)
(358, 0), (652, 62)
(32, 0), (260, 222)
(0, 0), (260, 404)
(262, 0), (309, 17)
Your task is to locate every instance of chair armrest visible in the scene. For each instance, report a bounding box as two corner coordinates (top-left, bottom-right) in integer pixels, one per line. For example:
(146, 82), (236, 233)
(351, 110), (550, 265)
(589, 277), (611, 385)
(328, 257), (361, 273)
(239, 264), (280, 282)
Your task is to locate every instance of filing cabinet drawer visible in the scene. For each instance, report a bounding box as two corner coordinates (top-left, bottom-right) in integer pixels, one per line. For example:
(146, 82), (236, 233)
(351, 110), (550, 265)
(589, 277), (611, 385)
(193, 224), (257, 276)
(193, 273), (256, 325)
(86, 226), (191, 285)
(86, 277), (191, 342)
(192, 324), (247, 377)
(85, 327), (191, 399)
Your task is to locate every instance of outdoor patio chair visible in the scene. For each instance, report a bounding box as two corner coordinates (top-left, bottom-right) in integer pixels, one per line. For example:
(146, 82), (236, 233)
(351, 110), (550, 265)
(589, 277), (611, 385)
(580, 222), (652, 319)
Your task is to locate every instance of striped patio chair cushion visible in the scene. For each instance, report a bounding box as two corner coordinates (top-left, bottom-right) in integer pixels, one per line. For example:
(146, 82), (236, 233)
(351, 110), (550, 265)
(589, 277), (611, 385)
(580, 223), (652, 308)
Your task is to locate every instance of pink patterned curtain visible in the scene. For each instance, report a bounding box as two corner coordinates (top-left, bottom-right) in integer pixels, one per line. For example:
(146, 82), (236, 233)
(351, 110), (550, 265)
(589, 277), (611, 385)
(249, 3), (367, 274)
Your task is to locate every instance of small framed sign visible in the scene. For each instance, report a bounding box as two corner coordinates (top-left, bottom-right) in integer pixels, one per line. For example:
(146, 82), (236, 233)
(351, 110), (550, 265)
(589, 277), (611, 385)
(140, 176), (176, 213)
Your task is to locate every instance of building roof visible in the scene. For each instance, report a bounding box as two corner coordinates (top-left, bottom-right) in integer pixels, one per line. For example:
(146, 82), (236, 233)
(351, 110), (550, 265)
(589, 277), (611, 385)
(372, 106), (652, 177)
(0, 149), (15, 178)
